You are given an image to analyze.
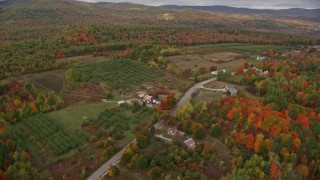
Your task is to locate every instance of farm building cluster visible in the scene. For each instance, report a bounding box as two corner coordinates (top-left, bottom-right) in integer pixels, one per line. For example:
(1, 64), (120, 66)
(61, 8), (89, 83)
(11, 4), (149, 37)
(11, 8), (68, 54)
(154, 122), (197, 151)
(249, 55), (267, 61)
(138, 92), (160, 105)
(243, 67), (269, 75)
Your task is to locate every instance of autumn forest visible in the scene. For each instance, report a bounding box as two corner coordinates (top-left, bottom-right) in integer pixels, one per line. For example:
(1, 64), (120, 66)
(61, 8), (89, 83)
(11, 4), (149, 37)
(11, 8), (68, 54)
(0, 0), (319, 179)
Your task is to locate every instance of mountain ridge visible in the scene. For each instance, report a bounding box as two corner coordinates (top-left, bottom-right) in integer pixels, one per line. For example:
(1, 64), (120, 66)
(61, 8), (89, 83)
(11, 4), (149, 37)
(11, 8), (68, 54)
(161, 5), (320, 18)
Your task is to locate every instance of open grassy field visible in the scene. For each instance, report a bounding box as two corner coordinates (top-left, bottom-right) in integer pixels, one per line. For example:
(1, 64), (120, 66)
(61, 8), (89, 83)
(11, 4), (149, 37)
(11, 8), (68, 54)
(48, 102), (115, 132)
(180, 43), (293, 55)
(167, 53), (247, 72)
(168, 43), (291, 72)
(192, 88), (228, 103)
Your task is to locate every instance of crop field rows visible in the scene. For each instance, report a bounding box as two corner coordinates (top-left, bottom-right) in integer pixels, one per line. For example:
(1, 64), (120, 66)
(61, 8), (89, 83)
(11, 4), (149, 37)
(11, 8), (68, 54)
(12, 114), (89, 156)
(75, 58), (165, 89)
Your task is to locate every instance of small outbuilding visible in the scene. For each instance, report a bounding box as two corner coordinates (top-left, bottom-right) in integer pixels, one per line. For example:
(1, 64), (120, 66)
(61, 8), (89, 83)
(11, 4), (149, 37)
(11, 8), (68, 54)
(225, 86), (238, 96)
(116, 100), (125, 106)
(184, 138), (196, 150)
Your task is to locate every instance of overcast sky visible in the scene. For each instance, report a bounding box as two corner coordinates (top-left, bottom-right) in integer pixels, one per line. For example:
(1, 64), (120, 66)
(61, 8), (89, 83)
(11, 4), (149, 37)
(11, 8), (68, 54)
(78, 0), (320, 9)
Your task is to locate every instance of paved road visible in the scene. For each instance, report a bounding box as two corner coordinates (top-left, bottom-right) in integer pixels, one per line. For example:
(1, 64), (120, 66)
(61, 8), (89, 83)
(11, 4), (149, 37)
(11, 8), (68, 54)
(88, 77), (217, 180)
(87, 139), (136, 180)
(171, 77), (217, 115)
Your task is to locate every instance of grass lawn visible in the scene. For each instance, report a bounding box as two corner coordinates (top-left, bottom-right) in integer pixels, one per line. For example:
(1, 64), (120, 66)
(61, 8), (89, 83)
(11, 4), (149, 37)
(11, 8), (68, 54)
(47, 102), (116, 132)
(193, 88), (228, 103)
(192, 80), (260, 103)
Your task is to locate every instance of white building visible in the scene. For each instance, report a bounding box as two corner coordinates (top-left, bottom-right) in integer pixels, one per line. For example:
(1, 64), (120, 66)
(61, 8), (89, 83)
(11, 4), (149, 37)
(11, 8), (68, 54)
(250, 55), (267, 61)
(116, 100), (125, 106)
(211, 69), (226, 75)
(225, 86), (238, 95)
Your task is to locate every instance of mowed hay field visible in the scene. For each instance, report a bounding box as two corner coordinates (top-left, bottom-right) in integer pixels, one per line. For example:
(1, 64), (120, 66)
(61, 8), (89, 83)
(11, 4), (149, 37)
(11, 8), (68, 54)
(169, 43), (292, 71)
(180, 43), (293, 55)
(167, 53), (247, 71)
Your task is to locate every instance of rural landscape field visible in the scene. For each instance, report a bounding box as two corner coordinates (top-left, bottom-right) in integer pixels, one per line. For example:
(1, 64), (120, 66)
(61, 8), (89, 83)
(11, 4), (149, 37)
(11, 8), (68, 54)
(0, 0), (319, 179)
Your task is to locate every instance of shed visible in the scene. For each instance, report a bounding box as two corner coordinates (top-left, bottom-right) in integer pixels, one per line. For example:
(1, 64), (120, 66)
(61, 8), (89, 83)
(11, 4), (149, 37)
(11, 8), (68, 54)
(184, 138), (196, 150)
(226, 86), (238, 95)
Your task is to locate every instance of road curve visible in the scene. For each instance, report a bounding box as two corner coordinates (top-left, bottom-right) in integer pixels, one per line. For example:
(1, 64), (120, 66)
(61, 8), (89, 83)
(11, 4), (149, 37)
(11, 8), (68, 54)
(171, 77), (217, 115)
(88, 77), (217, 180)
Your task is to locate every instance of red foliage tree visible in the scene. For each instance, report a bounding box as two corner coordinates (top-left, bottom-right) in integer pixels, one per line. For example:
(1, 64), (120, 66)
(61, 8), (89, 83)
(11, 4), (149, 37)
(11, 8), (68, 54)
(166, 93), (176, 109)
(235, 132), (245, 144)
(0, 172), (6, 180)
(243, 62), (249, 69)
(55, 51), (65, 59)
(297, 114), (310, 129)
(270, 125), (281, 137)
(246, 134), (254, 150)
(236, 66), (244, 74)
(301, 82), (308, 89)
(269, 163), (282, 180)
(160, 99), (169, 110)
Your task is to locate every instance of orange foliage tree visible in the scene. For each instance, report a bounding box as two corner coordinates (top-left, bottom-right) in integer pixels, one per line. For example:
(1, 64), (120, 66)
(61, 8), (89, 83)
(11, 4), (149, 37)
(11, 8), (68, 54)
(236, 66), (244, 74)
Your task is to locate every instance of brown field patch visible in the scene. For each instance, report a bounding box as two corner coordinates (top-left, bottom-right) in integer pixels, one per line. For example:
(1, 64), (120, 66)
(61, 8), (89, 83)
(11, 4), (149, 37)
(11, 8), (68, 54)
(3, 69), (65, 93)
(215, 58), (247, 71)
(203, 81), (229, 89)
(167, 53), (248, 72)
(167, 54), (214, 71)
(56, 55), (108, 64)
(203, 52), (243, 63)
(62, 84), (108, 107)
(192, 88), (228, 103)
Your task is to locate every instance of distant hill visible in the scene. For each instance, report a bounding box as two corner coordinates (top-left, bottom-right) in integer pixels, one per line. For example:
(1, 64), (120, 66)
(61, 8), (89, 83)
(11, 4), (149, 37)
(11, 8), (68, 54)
(161, 5), (320, 19)
(0, 0), (319, 42)
(0, 0), (32, 6)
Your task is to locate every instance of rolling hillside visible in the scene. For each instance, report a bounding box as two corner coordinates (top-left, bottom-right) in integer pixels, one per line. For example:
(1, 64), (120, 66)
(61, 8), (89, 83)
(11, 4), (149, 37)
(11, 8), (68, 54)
(0, 0), (319, 42)
(161, 5), (320, 19)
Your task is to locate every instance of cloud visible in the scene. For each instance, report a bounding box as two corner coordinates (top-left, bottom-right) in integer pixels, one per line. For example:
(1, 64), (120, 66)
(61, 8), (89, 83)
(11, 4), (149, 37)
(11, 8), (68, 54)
(77, 0), (320, 9)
